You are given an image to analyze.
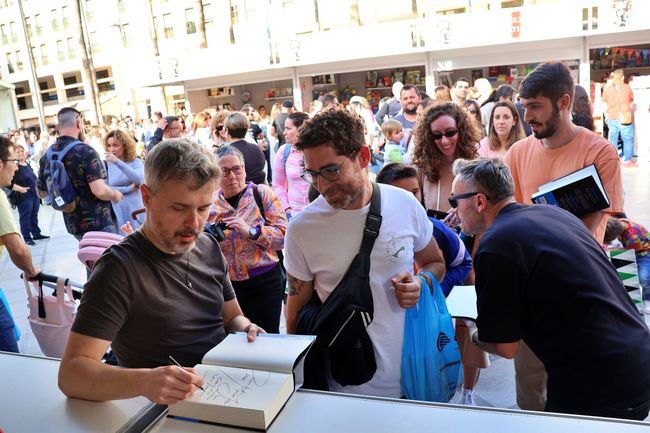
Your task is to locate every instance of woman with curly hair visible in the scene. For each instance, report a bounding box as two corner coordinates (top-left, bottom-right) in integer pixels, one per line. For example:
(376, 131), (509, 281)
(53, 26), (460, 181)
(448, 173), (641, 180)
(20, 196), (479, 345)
(103, 129), (144, 229)
(413, 102), (482, 224)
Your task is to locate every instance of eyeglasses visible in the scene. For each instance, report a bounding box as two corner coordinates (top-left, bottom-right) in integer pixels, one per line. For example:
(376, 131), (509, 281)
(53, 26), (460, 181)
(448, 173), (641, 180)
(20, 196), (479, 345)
(448, 191), (489, 208)
(466, 108), (477, 114)
(221, 165), (243, 177)
(215, 125), (224, 132)
(300, 150), (356, 185)
(431, 129), (458, 141)
(1, 158), (20, 165)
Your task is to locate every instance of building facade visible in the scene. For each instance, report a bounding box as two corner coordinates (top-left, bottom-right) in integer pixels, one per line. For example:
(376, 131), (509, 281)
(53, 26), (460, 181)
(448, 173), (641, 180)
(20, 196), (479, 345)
(0, 0), (649, 132)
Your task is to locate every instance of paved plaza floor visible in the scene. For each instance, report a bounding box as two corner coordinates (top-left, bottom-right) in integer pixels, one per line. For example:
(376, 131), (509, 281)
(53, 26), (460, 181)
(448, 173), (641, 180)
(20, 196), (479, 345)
(1, 159), (649, 416)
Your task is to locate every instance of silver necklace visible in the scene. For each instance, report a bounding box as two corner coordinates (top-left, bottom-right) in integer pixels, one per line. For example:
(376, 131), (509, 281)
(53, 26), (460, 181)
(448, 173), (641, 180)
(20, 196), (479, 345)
(140, 229), (192, 290)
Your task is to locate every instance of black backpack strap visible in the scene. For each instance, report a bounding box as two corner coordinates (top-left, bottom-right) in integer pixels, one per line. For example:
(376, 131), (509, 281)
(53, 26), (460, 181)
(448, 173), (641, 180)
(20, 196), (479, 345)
(359, 182), (382, 256)
(252, 184), (266, 222)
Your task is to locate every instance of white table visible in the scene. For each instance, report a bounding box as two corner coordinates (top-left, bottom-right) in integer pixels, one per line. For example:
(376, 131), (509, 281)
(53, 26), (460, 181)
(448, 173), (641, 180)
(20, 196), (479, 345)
(150, 390), (649, 433)
(1, 353), (647, 433)
(0, 352), (163, 433)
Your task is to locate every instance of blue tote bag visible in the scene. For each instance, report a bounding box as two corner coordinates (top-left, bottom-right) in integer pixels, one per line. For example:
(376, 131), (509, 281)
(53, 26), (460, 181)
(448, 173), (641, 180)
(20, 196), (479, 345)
(401, 272), (461, 402)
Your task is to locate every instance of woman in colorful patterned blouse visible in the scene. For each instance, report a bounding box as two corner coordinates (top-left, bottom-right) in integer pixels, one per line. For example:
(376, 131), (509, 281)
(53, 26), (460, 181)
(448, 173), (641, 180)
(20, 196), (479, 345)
(605, 217), (650, 313)
(211, 145), (288, 333)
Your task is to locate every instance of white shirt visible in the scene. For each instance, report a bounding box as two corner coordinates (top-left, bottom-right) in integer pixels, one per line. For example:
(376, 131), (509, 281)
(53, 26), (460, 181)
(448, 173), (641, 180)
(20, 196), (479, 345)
(284, 184), (433, 397)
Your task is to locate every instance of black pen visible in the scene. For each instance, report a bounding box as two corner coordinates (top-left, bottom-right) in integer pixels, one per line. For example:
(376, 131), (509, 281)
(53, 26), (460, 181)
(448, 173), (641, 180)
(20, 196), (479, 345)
(168, 355), (205, 391)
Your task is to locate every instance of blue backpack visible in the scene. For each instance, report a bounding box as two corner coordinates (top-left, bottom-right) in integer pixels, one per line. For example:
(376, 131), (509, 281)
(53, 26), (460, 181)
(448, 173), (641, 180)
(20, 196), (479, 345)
(43, 140), (82, 213)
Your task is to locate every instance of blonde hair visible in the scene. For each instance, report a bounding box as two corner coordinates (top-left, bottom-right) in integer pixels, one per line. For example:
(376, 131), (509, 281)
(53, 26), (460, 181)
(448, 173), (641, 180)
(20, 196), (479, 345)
(103, 129), (137, 161)
(192, 110), (211, 131)
(381, 119), (402, 138)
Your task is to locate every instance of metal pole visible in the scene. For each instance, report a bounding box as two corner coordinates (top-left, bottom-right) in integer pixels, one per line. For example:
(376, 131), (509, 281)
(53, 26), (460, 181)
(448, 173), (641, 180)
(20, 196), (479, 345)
(16, 0), (46, 132)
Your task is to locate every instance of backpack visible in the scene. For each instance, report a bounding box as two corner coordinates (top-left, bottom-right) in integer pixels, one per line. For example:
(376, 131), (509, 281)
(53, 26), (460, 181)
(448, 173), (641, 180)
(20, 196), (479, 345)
(43, 140), (83, 213)
(282, 143), (292, 167)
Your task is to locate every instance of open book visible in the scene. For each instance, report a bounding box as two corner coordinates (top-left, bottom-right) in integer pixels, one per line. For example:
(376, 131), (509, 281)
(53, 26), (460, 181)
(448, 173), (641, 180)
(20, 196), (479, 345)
(447, 285), (478, 321)
(531, 164), (610, 217)
(168, 333), (315, 430)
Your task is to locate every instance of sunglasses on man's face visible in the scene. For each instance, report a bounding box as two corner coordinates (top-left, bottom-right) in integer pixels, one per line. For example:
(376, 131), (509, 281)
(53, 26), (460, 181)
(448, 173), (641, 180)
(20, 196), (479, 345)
(448, 191), (489, 208)
(431, 129), (458, 141)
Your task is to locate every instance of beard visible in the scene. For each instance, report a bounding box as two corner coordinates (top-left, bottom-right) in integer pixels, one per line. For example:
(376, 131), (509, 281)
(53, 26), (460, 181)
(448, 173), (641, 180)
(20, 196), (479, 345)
(531, 106), (560, 139)
(404, 104), (418, 115)
(321, 179), (364, 209)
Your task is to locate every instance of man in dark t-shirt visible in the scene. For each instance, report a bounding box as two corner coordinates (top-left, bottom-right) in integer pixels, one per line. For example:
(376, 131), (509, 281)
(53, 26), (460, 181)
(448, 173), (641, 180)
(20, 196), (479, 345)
(450, 157), (650, 421)
(58, 139), (262, 405)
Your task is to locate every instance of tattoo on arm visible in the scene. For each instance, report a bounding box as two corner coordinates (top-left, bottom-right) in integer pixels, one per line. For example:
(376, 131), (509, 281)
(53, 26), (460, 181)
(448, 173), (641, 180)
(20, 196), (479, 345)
(287, 274), (311, 296)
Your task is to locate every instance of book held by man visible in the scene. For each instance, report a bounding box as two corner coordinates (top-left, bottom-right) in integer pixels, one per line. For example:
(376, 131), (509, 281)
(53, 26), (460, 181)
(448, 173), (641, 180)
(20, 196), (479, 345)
(168, 333), (315, 430)
(530, 164), (610, 217)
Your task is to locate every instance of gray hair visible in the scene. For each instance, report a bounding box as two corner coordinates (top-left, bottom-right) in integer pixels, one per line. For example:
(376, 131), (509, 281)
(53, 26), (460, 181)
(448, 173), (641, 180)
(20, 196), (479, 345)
(144, 138), (220, 193)
(216, 145), (245, 164)
(452, 157), (514, 202)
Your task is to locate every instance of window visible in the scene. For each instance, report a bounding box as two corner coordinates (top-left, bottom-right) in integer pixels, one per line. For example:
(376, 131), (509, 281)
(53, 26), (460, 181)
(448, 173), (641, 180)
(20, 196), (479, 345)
(163, 14), (173, 38)
(66, 37), (75, 59)
(31, 46), (39, 67)
(35, 14), (42, 36)
(89, 32), (99, 54)
(51, 9), (59, 31)
(25, 17), (32, 38)
(85, 1), (93, 22)
(6, 52), (14, 73)
(15, 50), (23, 70)
(203, 1), (213, 28)
(1, 24), (7, 44)
(40, 43), (47, 65)
(501, 0), (523, 7)
(185, 8), (197, 34)
(9, 21), (17, 42)
(64, 75), (84, 99)
(120, 24), (131, 47)
(62, 6), (70, 29)
(56, 39), (65, 61)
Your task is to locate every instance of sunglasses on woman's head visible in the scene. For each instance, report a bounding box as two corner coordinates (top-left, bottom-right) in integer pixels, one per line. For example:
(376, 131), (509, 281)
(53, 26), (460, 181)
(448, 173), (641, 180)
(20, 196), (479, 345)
(431, 129), (459, 141)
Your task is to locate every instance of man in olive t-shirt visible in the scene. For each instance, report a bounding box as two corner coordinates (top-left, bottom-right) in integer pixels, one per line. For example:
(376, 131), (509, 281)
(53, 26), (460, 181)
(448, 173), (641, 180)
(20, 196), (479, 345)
(58, 139), (262, 405)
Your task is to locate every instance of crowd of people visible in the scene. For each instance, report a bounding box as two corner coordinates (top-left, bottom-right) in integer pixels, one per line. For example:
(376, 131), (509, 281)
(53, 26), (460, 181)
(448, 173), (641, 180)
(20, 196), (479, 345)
(0, 60), (649, 421)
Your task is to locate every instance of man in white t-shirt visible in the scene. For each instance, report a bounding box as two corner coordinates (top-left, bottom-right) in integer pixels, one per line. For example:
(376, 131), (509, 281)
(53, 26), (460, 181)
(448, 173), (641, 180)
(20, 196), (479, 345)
(284, 109), (446, 398)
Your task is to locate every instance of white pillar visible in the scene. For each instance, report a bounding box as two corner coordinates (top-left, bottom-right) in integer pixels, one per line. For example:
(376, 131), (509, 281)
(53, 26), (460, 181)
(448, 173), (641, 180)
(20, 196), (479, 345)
(425, 51), (438, 96)
(291, 68), (303, 112)
(579, 36), (590, 91)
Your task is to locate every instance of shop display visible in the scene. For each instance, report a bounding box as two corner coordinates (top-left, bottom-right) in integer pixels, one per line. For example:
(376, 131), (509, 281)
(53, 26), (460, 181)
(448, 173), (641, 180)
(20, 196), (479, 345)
(265, 87), (293, 100)
(208, 87), (235, 97)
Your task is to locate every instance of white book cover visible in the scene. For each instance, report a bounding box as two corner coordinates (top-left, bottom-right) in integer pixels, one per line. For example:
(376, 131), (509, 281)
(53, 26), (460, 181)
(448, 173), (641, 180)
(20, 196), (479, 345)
(447, 285), (478, 321)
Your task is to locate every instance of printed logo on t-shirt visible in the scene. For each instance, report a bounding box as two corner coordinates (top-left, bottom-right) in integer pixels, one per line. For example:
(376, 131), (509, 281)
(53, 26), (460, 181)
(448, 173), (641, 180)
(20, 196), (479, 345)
(384, 233), (408, 263)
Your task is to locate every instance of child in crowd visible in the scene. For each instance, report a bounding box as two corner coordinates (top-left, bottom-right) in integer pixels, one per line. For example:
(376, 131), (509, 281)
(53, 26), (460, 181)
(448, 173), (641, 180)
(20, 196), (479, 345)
(376, 163), (487, 406)
(605, 217), (650, 313)
(380, 119), (406, 164)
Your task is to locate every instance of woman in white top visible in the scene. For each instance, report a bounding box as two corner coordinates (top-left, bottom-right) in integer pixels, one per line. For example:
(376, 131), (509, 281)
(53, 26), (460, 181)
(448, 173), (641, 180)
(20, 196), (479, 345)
(477, 100), (525, 158)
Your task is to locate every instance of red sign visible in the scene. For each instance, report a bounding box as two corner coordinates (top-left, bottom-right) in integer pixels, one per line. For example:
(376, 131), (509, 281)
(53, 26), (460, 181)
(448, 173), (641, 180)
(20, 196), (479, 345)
(512, 11), (521, 38)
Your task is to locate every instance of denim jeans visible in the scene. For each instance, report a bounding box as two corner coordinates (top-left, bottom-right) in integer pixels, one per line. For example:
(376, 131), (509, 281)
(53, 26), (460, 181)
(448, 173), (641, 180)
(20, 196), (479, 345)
(606, 118), (634, 162)
(636, 253), (650, 301)
(0, 298), (19, 353)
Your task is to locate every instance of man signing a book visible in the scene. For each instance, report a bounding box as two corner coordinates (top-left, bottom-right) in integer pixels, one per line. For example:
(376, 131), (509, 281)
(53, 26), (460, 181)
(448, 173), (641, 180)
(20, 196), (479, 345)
(59, 139), (262, 404)
(450, 157), (650, 421)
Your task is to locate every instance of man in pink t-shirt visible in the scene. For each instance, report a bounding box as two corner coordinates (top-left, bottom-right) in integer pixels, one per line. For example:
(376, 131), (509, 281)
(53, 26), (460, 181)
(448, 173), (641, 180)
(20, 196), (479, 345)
(503, 61), (624, 413)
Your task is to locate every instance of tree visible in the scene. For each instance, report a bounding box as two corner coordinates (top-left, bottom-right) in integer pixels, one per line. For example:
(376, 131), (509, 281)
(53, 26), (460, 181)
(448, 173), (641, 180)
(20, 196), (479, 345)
(195, 0), (207, 48)
(73, 0), (102, 126)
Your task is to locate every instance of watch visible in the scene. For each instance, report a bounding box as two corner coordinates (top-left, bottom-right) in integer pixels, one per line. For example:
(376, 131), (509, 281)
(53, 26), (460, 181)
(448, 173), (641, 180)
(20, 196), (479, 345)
(248, 225), (261, 240)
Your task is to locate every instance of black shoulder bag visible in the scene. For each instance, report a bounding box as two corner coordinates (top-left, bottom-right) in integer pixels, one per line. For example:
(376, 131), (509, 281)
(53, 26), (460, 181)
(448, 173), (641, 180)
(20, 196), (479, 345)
(296, 182), (382, 390)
